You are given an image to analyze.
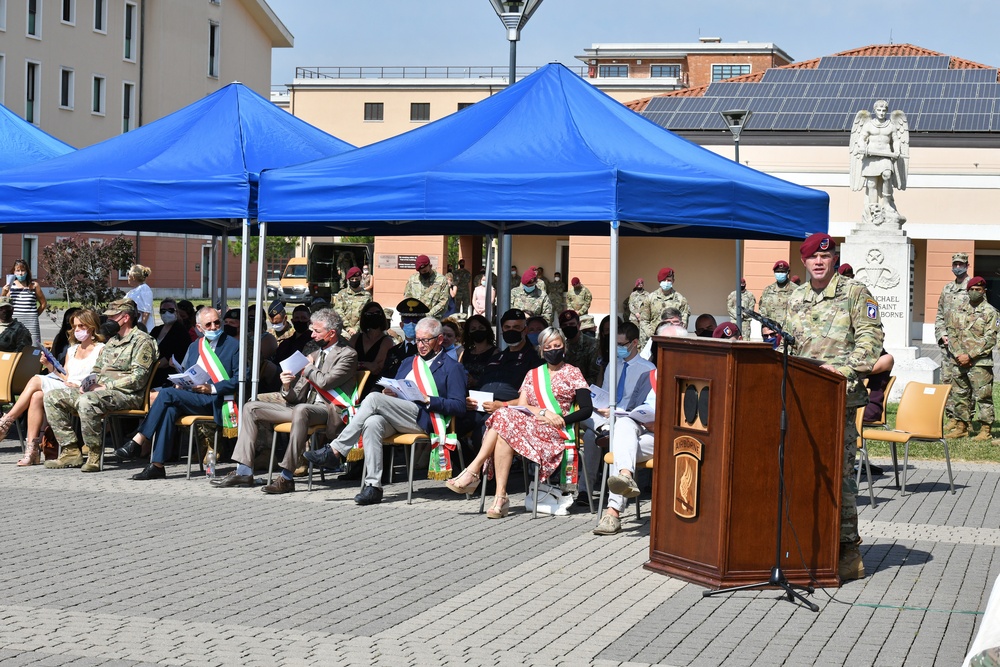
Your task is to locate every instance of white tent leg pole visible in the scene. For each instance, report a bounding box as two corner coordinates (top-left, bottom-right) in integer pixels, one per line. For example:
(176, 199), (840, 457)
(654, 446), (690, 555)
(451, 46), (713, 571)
(251, 221), (267, 400)
(238, 220), (250, 408)
(606, 220), (620, 487)
(497, 225), (510, 346)
(220, 227), (229, 312)
(484, 234), (495, 323)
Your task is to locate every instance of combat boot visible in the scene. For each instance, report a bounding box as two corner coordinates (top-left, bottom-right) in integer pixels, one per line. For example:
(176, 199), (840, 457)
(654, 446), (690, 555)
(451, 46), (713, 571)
(945, 422), (969, 439)
(944, 417), (958, 432)
(80, 447), (102, 473)
(44, 446), (84, 469)
(972, 424), (993, 442)
(838, 542), (865, 581)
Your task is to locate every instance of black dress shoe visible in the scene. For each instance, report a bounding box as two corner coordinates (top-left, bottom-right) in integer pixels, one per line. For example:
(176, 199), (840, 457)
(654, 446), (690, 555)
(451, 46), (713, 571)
(115, 439), (142, 462)
(132, 464), (166, 481)
(355, 484), (383, 506)
(212, 471), (255, 488)
(303, 445), (341, 469)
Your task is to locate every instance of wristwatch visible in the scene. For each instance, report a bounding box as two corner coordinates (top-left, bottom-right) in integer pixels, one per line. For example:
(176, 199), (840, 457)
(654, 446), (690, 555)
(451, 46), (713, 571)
(539, 409), (547, 417)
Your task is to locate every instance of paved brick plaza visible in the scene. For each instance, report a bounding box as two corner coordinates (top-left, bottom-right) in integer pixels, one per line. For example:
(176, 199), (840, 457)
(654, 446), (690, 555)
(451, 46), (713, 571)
(0, 441), (993, 666)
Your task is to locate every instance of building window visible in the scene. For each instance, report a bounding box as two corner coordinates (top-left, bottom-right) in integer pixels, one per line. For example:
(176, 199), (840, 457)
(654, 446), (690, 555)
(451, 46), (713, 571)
(93, 0), (105, 32)
(91, 74), (104, 114)
(363, 102), (383, 121)
(123, 2), (137, 61)
(59, 68), (74, 109)
(27, 0), (40, 37)
(599, 65), (628, 78)
(457, 102), (474, 111)
(208, 21), (220, 77)
(122, 81), (134, 132)
(712, 64), (751, 81)
(651, 64), (681, 78)
(61, 0), (75, 24)
(25, 60), (38, 123)
(410, 102), (430, 122)
(0, 0), (7, 31)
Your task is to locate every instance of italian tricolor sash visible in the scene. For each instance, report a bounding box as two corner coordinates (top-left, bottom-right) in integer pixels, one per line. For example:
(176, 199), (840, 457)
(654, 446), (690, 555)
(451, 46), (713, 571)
(649, 369), (657, 397)
(199, 339), (238, 437)
(412, 357), (458, 480)
(531, 365), (578, 491)
(301, 354), (365, 461)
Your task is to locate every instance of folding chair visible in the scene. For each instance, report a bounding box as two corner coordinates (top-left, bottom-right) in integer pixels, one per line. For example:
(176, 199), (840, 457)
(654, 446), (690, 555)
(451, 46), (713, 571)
(0, 349), (43, 451)
(99, 368), (158, 470)
(176, 414), (218, 480)
(595, 452), (653, 524)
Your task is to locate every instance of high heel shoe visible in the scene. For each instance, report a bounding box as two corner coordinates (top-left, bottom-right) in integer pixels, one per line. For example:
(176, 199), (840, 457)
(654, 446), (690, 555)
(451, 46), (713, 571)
(486, 495), (510, 519)
(16, 437), (41, 467)
(445, 468), (480, 495)
(0, 414), (15, 441)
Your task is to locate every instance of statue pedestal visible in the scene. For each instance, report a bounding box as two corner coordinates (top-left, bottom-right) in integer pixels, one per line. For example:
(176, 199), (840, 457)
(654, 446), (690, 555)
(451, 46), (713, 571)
(841, 228), (939, 397)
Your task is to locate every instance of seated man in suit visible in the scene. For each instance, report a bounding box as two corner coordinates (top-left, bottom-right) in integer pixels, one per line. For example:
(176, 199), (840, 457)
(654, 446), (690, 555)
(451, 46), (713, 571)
(116, 307), (240, 480)
(44, 298), (158, 472)
(306, 317), (467, 506)
(213, 308), (358, 494)
(382, 298), (428, 379)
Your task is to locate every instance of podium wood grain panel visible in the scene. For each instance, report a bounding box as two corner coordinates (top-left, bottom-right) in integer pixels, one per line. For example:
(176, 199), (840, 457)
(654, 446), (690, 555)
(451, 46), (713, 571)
(644, 337), (845, 589)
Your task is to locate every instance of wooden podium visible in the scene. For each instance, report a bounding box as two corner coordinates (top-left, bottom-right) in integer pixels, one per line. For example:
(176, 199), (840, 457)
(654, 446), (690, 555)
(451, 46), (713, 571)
(643, 337), (845, 589)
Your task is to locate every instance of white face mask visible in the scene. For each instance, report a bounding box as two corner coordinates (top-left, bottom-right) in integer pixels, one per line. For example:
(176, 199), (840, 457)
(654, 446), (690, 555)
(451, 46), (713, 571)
(660, 280), (672, 291)
(270, 320), (286, 332)
(160, 311), (177, 325)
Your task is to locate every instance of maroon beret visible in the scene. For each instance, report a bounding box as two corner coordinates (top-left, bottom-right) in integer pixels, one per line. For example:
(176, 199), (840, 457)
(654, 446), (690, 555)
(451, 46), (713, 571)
(968, 276), (988, 290)
(800, 233), (836, 260)
(837, 263), (853, 276)
(635, 278), (644, 288)
(739, 278), (746, 288)
(791, 274), (801, 284)
(520, 268), (537, 286)
(571, 277), (581, 286)
(773, 260), (790, 271)
(712, 322), (740, 339)
(346, 267), (362, 279)
(657, 267), (675, 282)
(558, 309), (579, 324)
(415, 254), (430, 269)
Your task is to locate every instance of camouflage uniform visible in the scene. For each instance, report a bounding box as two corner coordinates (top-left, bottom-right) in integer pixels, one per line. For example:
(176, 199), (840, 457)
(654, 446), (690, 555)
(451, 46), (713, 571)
(565, 333), (600, 386)
(510, 286), (553, 324)
(535, 277), (548, 296)
(625, 290), (648, 326)
(44, 326), (158, 466)
(548, 282), (567, 319)
(566, 285), (593, 315)
(945, 297), (998, 428)
(272, 323), (295, 343)
(404, 271), (450, 319)
(758, 280), (796, 326)
(783, 273), (883, 546)
(452, 267), (471, 314)
(333, 286), (373, 335)
(640, 289), (690, 343)
(727, 289), (757, 339)
(935, 275), (971, 421)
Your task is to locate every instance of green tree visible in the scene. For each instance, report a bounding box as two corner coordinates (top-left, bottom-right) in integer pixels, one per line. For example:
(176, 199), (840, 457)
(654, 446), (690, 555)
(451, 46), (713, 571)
(227, 235), (299, 260)
(342, 235), (374, 244)
(40, 235), (135, 307)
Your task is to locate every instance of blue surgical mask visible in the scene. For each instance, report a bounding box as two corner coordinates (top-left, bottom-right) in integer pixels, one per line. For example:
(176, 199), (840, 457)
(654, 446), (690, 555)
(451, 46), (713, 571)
(953, 266), (968, 277)
(14, 273), (26, 282)
(775, 272), (788, 283)
(659, 280), (672, 291)
(527, 332), (540, 346)
(616, 345), (630, 359)
(763, 335), (779, 349)
(523, 284), (535, 294)
(203, 328), (222, 341)
(402, 322), (417, 340)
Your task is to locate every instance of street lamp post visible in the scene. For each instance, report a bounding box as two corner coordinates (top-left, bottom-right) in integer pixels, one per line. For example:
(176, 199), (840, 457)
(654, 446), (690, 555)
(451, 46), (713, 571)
(489, 0), (543, 337)
(719, 109), (752, 335)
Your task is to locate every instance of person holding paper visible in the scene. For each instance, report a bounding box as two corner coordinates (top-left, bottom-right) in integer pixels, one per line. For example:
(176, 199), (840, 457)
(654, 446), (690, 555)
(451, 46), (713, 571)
(116, 307), (240, 480)
(304, 317), (466, 506)
(149, 298), (196, 388)
(215, 309), (358, 494)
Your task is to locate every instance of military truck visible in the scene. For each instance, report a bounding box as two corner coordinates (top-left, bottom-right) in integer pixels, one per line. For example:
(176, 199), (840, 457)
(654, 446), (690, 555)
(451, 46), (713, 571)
(278, 242), (372, 304)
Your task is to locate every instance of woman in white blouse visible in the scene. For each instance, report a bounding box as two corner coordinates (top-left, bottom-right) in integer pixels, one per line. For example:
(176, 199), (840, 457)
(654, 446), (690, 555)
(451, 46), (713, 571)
(125, 264), (153, 330)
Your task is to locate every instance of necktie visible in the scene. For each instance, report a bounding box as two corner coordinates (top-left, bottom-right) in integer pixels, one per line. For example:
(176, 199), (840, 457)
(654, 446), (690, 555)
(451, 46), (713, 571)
(616, 361), (629, 404)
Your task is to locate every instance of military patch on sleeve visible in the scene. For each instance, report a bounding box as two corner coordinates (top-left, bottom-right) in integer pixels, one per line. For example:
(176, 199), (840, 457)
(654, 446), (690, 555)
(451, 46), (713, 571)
(865, 299), (879, 319)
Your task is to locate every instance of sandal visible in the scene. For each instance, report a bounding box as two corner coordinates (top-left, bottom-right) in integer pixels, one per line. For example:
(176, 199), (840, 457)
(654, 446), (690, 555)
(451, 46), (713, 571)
(17, 437), (41, 467)
(0, 415), (14, 441)
(446, 468), (481, 495)
(486, 495), (510, 519)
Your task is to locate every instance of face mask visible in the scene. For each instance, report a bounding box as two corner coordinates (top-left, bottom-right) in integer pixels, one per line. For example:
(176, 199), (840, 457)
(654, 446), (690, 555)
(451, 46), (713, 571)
(617, 344), (630, 359)
(204, 328), (222, 341)
(419, 348), (437, 361)
(100, 320), (120, 339)
(775, 272), (788, 283)
(270, 320), (286, 332)
(469, 329), (489, 344)
(527, 333), (540, 346)
(363, 268), (370, 275)
(480, 279), (487, 287)
(223, 324), (238, 337)
(14, 273), (26, 282)
(523, 285), (535, 294)
(542, 348), (565, 365)
(402, 322), (417, 340)
(953, 266), (968, 276)
(763, 335), (779, 349)
(501, 329), (523, 345)
(660, 281), (672, 291)
(511, 269), (518, 277)
(562, 325), (579, 340)
(292, 320), (309, 334)
(0, 309), (11, 324)
(969, 291), (986, 304)
(74, 330), (90, 342)
(160, 312), (177, 325)
(349, 280), (362, 289)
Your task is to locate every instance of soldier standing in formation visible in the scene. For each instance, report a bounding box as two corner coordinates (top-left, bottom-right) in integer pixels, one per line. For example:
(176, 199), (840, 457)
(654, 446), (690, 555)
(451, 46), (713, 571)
(548, 271), (566, 317)
(936, 252), (972, 432)
(727, 278), (756, 340)
(559, 309), (600, 385)
(509, 268), (553, 323)
(532, 266), (548, 295)
(333, 266), (373, 337)
(403, 254), (450, 319)
(624, 279), (648, 327)
(452, 259), (472, 316)
(566, 277), (593, 317)
(943, 276), (998, 441)
(640, 267), (689, 345)
(758, 260), (796, 326)
(782, 233), (883, 581)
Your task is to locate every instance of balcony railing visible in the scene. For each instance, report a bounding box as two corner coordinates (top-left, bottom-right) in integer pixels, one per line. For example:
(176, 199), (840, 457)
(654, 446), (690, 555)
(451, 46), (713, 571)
(294, 65), (588, 81)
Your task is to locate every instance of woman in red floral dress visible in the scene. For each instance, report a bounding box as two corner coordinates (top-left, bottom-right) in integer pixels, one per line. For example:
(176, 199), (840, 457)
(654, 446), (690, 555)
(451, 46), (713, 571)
(446, 327), (593, 517)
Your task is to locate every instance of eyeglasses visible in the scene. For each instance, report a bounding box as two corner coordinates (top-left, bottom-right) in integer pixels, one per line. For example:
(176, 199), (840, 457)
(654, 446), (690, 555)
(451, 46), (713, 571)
(415, 336), (438, 344)
(160, 308), (176, 314)
(201, 320), (222, 329)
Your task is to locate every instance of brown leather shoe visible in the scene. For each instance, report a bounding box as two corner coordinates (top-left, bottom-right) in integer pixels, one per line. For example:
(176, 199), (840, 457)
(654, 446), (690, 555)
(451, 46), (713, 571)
(262, 475), (295, 494)
(212, 471), (255, 488)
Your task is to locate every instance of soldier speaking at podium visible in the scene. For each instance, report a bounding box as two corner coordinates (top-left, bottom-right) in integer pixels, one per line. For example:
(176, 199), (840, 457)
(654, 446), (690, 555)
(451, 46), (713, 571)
(783, 232), (883, 581)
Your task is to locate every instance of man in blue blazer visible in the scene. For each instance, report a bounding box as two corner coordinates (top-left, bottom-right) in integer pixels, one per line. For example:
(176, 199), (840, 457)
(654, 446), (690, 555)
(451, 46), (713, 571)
(116, 307), (240, 480)
(306, 317), (467, 505)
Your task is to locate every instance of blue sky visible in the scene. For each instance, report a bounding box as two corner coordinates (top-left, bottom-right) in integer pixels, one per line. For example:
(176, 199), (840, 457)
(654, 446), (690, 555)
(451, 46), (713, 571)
(266, 0), (1000, 87)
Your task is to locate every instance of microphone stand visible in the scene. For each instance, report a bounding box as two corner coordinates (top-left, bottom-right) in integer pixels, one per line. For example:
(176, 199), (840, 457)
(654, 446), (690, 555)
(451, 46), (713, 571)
(703, 310), (819, 612)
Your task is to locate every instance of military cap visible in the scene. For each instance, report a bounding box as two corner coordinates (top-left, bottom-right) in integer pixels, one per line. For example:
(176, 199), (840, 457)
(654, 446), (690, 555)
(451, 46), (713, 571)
(520, 268), (537, 286)
(267, 300), (286, 318)
(634, 278), (644, 288)
(579, 314), (596, 330)
(952, 252), (969, 264)
(657, 267), (675, 282)
(415, 254), (431, 270)
(967, 276), (987, 290)
(571, 277), (581, 286)
(837, 263), (854, 277)
(396, 298), (429, 319)
(500, 308), (527, 323)
(558, 309), (579, 325)
(0, 296), (11, 308)
(773, 260), (790, 271)
(346, 266), (362, 280)
(800, 232), (836, 259)
(712, 322), (740, 339)
(103, 298), (138, 317)
(223, 308), (240, 320)
(740, 278), (746, 288)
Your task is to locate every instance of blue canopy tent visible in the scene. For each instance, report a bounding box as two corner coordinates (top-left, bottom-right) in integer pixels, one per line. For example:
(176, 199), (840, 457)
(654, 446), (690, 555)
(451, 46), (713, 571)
(255, 63), (829, 446)
(0, 103), (74, 170)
